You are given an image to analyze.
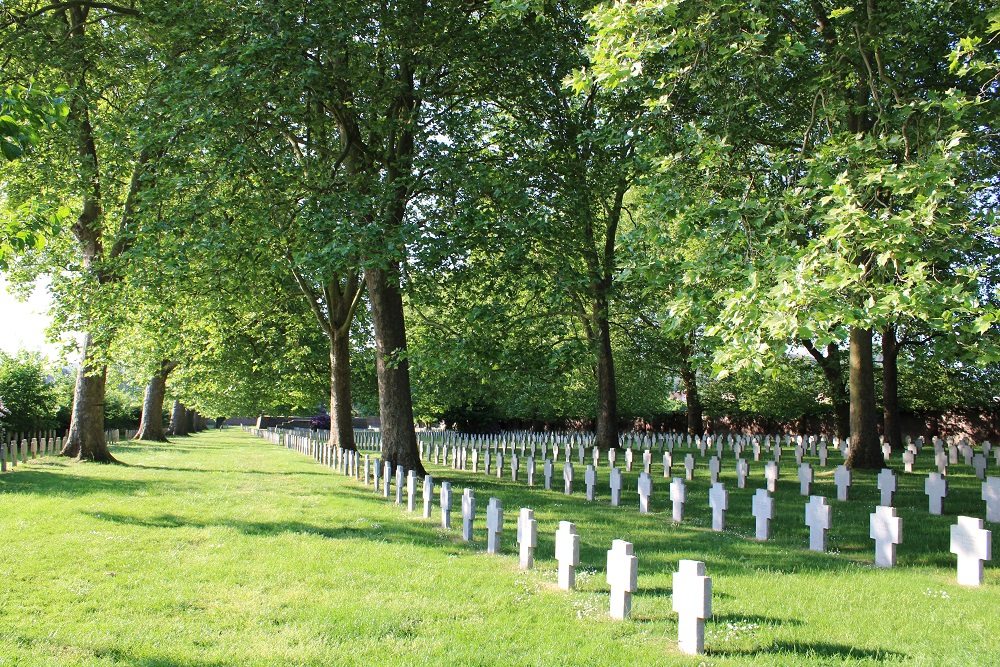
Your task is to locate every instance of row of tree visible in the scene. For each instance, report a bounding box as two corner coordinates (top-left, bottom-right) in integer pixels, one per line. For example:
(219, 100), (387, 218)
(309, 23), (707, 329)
(1, 1), (997, 470)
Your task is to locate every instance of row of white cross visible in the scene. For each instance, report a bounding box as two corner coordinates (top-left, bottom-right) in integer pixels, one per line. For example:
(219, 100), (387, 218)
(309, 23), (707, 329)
(257, 430), (715, 655)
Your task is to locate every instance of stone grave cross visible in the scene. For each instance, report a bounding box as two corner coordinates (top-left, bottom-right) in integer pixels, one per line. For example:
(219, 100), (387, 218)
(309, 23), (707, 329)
(555, 521), (581, 590)
(708, 482), (728, 531)
(607, 540), (638, 620)
(805, 495), (831, 552)
(486, 497), (504, 554)
(517, 508), (537, 570)
(638, 472), (652, 514)
(869, 505), (903, 567)
(752, 488), (774, 540)
(950, 516), (992, 586)
(672, 560), (711, 655)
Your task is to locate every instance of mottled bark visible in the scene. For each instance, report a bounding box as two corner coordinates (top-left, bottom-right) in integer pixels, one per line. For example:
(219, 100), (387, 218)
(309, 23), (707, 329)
(366, 265), (423, 475)
(846, 327), (882, 468)
(169, 400), (189, 436)
(330, 331), (356, 450)
(882, 325), (902, 452)
(135, 360), (176, 442)
(679, 361), (704, 437)
(62, 333), (116, 462)
(593, 292), (618, 450)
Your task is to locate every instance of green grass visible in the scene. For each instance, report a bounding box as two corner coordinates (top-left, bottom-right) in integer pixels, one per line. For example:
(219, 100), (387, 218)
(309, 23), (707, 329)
(0, 430), (997, 666)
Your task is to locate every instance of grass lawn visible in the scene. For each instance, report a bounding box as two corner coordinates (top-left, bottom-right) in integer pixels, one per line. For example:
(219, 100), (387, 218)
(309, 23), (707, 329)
(1, 430), (998, 666)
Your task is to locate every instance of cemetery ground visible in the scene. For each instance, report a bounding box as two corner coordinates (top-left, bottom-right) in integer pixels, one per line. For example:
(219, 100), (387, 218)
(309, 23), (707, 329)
(1, 432), (998, 666)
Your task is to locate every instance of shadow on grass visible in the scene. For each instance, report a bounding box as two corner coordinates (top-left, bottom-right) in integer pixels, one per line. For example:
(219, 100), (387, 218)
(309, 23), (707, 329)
(0, 468), (175, 498)
(125, 463), (335, 477)
(83, 511), (456, 548)
(711, 640), (907, 662)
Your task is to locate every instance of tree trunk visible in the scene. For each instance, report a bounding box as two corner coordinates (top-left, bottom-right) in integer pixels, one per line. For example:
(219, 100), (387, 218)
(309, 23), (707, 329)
(62, 333), (116, 462)
(679, 362), (704, 436)
(803, 341), (850, 440)
(882, 324), (902, 453)
(187, 410), (197, 434)
(135, 360), (175, 442)
(593, 294), (618, 450)
(169, 400), (189, 436)
(365, 265), (423, 475)
(329, 331), (356, 450)
(215, 418), (226, 429)
(846, 326), (881, 468)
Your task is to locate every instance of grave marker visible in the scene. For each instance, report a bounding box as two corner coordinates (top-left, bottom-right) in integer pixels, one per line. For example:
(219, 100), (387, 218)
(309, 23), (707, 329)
(517, 508), (537, 570)
(555, 521), (581, 590)
(422, 475), (433, 519)
(440, 482), (453, 529)
(869, 505), (902, 568)
(798, 462), (813, 496)
(486, 497), (503, 554)
(610, 467), (623, 507)
(925, 472), (947, 515)
(672, 560), (711, 655)
(877, 468), (897, 507)
(663, 452), (672, 478)
(834, 465), (852, 501)
(752, 488), (774, 540)
(950, 516), (992, 586)
(607, 540), (638, 620)
(983, 477), (1000, 523)
(462, 489), (475, 542)
(684, 454), (695, 481)
(638, 472), (652, 514)
(670, 477), (686, 522)
(736, 458), (748, 489)
(805, 496), (831, 552)
(708, 456), (720, 484)
(765, 461), (779, 493)
(544, 459), (553, 491)
(708, 482), (728, 531)
(563, 462), (574, 495)
(585, 465), (596, 501)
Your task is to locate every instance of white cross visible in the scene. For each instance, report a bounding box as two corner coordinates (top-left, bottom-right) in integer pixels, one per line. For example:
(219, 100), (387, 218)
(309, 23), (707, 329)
(805, 496), (832, 552)
(902, 450), (915, 473)
(643, 450), (652, 474)
(610, 467), (623, 507)
(486, 497), (504, 554)
(395, 466), (404, 505)
(877, 468), (897, 506)
(517, 508), (537, 570)
(925, 472), (947, 515)
(527, 457), (535, 486)
(592, 447), (600, 468)
(383, 462), (393, 498)
(983, 476), (1000, 523)
(638, 472), (652, 514)
(608, 448), (617, 468)
(752, 442), (761, 461)
(672, 560), (711, 655)
(555, 521), (581, 590)
(542, 458), (553, 490)
(670, 477), (686, 522)
(585, 464), (597, 501)
(461, 488), (475, 542)
(950, 516), (992, 586)
(935, 450), (947, 475)
(736, 458), (748, 489)
(407, 470), (417, 512)
(625, 448), (634, 472)
(794, 445), (804, 465)
(578, 444), (585, 464)
(752, 488), (774, 540)
(663, 452), (673, 478)
(882, 443), (892, 462)
(485, 451), (492, 476)
(607, 540), (638, 620)
(440, 482), (452, 529)
(422, 475), (434, 519)
(870, 505), (903, 567)
(798, 462), (813, 496)
(373, 459), (382, 492)
(819, 444), (828, 467)
(563, 462), (574, 495)
(973, 454), (987, 481)
(708, 482), (728, 531)
(496, 453), (504, 479)
(765, 461), (779, 493)
(708, 456), (720, 483)
(685, 454), (695, 481)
